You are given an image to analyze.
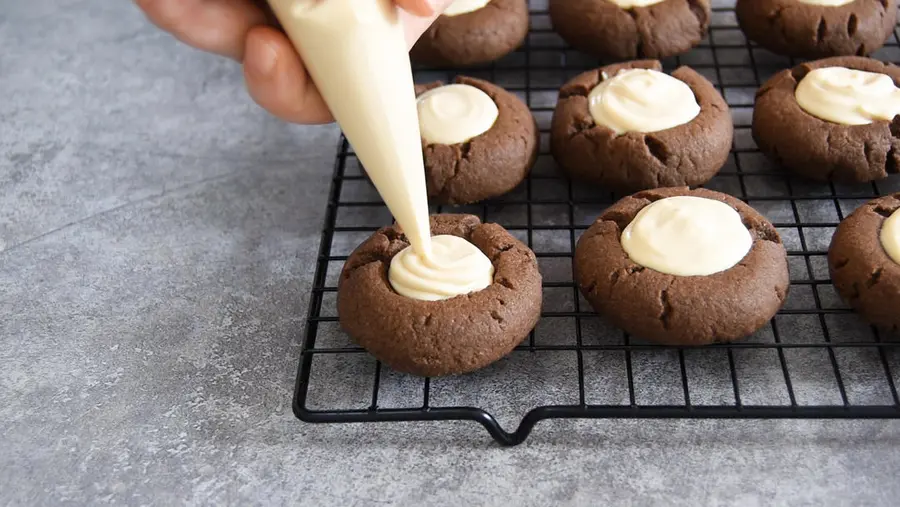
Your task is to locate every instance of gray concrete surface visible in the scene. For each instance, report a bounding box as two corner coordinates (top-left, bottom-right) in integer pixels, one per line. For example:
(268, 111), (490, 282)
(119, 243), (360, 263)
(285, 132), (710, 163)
(4, 1), (900, 506)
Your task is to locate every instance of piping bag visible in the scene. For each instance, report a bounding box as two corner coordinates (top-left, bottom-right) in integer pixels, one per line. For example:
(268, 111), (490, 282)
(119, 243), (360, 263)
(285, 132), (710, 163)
(266, 0), (433, 258)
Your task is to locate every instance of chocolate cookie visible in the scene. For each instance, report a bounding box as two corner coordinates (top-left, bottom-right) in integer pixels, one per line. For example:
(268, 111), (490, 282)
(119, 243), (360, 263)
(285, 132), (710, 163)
(574, 187), (790, 345)
(828, 194), (900, 332)
(410, 0), (529, 67)
(736, 0), (897, 59)
(416, 76), (539, 205)
(550, 60), (733, 194)
(549, 0), (711, 61)
(337, 214), (542, 376)
(753, 56), (900, 183)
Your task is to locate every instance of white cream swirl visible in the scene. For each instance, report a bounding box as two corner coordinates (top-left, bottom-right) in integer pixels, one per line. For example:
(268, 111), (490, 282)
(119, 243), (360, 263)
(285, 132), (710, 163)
(417, 84), (499, 145)
(443, 0), (491, 16)
(795, 67), (900, 125)
(588, 69), (701, 135)
(621, 196), (753, 276)
(389, 235), (494, 301)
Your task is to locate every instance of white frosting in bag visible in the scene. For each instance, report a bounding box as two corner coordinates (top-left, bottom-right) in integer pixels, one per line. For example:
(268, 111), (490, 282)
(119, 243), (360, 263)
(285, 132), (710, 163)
(268, 0), (495, 301)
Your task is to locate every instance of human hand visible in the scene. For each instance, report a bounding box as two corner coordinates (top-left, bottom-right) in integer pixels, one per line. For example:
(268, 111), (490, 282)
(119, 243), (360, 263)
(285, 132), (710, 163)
(135, 0), (452, 124)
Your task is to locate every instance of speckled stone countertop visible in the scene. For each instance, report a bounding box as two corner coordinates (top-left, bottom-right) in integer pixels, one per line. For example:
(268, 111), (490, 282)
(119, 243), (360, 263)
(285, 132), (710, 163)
(3, 2), (900, 506)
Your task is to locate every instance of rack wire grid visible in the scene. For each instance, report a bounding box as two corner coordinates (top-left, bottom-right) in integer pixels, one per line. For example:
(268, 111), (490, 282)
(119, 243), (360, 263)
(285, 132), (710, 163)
(293, 0), (900, 446)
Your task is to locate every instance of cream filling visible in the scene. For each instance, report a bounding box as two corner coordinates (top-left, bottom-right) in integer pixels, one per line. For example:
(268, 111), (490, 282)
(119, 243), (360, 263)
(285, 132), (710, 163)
(620, 196), (754, 276)
(588, 69), (700, 135)
(795, 67), (900, 125)
(389, 235), (494, 301)
(417, 84), (499, 145)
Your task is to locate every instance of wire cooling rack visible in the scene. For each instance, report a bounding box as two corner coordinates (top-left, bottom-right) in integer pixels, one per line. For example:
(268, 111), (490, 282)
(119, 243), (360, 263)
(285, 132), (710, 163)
(293, 0), (900, 446)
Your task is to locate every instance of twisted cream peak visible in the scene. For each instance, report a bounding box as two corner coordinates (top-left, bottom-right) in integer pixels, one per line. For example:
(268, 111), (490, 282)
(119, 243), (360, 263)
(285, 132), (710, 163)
(881, 208), (900, 265)
(588, 69), (701, 135)
(388, 235), (495, 301)
(443, 0), (491, 16)
(795, 67), (900, 125)
(607, 0), (666, 7)
(796, 0), (853, 5)
(620, 196), (753, 276)
(417, 84), (499, 145)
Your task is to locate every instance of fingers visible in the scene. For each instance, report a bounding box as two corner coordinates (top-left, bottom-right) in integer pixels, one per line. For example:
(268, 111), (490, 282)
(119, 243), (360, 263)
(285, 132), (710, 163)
(137, 0), (455, 125)
(394, 0), (436, 17)
(398, 0), (456, 45)
(135, 0), (266, 60)
(241, 0), (455, 125)
(242, 26), (333, 125)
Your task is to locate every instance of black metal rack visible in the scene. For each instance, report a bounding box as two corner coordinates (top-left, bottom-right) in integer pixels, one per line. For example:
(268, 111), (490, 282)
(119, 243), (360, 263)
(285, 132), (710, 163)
(293, 0), (900, 446)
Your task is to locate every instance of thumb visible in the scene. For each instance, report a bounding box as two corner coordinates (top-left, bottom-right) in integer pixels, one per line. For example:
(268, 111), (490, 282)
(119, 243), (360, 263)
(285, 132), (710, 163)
(242, 26), (333, 124)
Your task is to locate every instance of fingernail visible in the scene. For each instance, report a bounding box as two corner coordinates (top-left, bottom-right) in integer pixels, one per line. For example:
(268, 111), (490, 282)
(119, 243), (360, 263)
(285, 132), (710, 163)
(246, 36), (277, 75)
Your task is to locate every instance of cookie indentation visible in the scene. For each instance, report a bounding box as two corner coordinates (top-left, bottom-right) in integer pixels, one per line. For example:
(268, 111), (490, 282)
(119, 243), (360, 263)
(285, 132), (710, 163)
(848, 14), (859, 36)
(659, 287), (673, 330)
(644, 135), (669, 164)
(866, 267), (884, 288)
